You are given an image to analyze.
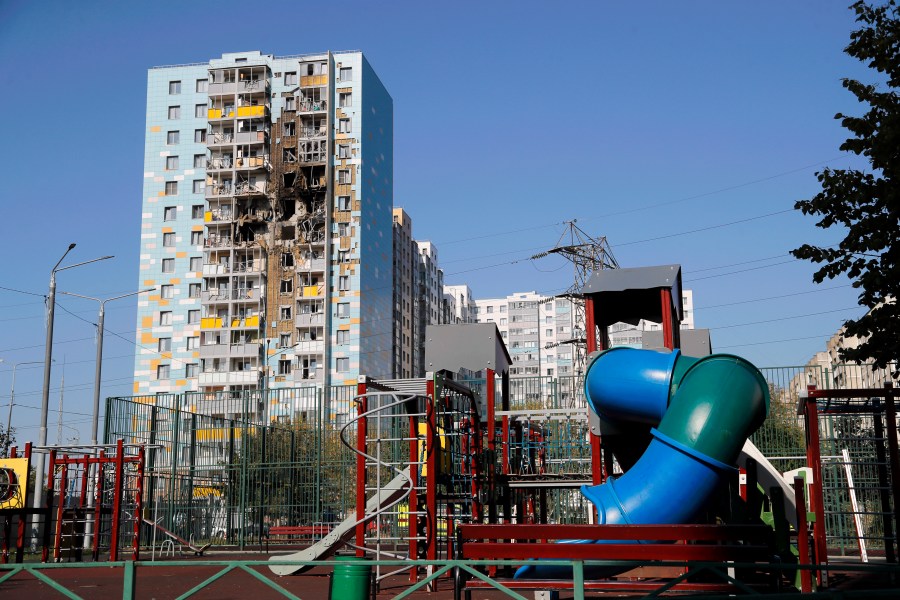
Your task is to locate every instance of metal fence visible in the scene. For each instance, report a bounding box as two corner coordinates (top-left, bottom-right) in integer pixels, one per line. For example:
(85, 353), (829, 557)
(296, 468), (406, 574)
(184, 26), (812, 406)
(101, 361), (896, 555)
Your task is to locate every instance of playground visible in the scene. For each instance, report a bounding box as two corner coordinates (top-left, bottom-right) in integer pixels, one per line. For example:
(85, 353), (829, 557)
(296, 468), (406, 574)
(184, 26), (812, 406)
(2, 264), (899, 598)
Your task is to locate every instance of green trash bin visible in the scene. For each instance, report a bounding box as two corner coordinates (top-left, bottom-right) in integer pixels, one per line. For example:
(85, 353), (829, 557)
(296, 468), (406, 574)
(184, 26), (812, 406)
(329, 554), (372, 600)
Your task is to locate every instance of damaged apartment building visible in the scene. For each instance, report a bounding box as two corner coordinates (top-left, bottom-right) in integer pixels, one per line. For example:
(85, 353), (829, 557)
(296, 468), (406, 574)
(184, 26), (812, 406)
(134, 51), (393, 419)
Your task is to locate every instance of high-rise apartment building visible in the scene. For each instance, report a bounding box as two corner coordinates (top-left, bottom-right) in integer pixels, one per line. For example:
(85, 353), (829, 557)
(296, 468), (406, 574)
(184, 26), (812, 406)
(443, 284), (476, 324)
(134, 51), (393, 407)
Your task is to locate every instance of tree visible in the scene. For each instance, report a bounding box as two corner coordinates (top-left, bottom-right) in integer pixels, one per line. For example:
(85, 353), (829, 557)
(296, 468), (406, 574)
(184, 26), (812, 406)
(1, 427), (14, 457)
(792, 1), (900, 372)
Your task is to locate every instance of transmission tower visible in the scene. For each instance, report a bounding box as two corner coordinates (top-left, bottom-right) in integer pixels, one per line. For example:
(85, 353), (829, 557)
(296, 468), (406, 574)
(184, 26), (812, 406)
(532, 220), (618, 404)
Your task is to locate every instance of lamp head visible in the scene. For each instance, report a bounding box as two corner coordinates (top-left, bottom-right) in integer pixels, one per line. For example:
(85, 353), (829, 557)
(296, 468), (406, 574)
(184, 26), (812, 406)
(67, 243), (76, 250)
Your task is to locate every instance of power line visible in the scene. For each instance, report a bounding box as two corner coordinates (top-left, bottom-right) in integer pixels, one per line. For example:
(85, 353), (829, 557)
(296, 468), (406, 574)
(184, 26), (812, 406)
(710, 307), (861, 331)
(613, 209), (794, 249)
(694, 284), (853, 310)
(0, 284), (44, 297)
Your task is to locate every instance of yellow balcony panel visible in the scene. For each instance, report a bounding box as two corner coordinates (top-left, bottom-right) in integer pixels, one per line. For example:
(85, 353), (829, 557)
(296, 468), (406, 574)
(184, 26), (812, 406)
(208, 108), (223, 119)
(303, 285), (322, 297)
(204, 211), (212, 222)
(245, 315), (259, 327)
(231, 318), (240, 327)
(301, 75), (328, 87)
(236, 105), (265, 117)
(201, 317), (223, 329)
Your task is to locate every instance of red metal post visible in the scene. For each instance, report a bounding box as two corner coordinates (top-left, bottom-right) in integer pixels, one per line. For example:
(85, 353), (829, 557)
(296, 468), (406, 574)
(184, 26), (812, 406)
(53, 454), (68, 562)
(408, 401), (419, 582)
(660, 288), (678, 350)
(485, 369), (498, 525)
(794, 476), (812, 592)
(354, 379), (367, 557)
(92, 450), (106, 560)
(883, 383), (900, 563)
(110, 439), (125, 562)
(133, 446), (145, 560)
(42, 447), (55, 563)
(79, 455), (90, 508)
(804, 388), (828, 586)
(425, 385), (437, 563)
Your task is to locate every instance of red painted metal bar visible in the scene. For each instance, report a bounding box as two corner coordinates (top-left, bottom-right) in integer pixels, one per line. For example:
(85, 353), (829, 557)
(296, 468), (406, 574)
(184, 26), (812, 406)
(584, 296), (598, 354)
(459, 523), (771, 541)
(1, 446), (15, 564)
(794, 476), (813, 592)
(133, 446), (145, 561)
(92, 449), (106, 561)
(425, 387), (437, 563)
(110, 439), (125, 562)
(14, 444), (29, 564)
(660, 288), (677, 350)
(354, 380), (367, 558)
(469, 413), (482, 523)
(407, 396), (419, 582)
(462, 542), (768, 561)
(79, 455), (90, 508)
(52, 454), (68, 562)
(804, 387), (828, 586)
(42, 447), (55, 563)
(883, 383), (900, 564)
(485, 369), (499, 526)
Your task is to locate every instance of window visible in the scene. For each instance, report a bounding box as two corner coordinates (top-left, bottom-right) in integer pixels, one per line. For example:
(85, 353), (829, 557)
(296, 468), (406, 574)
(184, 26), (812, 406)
(165, 156), (179, 170)
(337, 222), (349, 236)
(339, 275), (349, 291)
(186, 363), (199, 377)
(339, 92), (352, 108)
(338, 118), (351, 133)
(278, 359), (292, 375)
(338, 144), (350, 159)
(336, 357), (349, 372)
(546, 328), (553, 336)
(500, 318), (508, 325)
(194, 154), (205, 168)
(337, 196), (351, 210)
(284, 97), (296, 112)
(339, 67), (352, 81)
(165, 181), (178, 195)
(338, 170), (350, 184)
(337, 330), (348, 344)
(187, 309), (200, 324)
(280, 306), (292, 320)
(284, 72), (297, 85)
(163, 206), (177, 221)
(337, 302), (349, 318)
(280, 279), (293, 294)
(193, 180), (205, 194)
(487, 306), (493, 314)
(194, 129), (206, 143)
(188, 283), (201, 298)
(279, 333), (292, 348)
(168, 106), (181, 120)
(161, 285), (174, 299)
(190, 206), (204, 220)
(157, 364), (170, 379)
(159, 311), (172, 325)
(191, 231), (202, 245)
(195, 79), (207, 93)
(166, 131), (179, 145)
(337, 250), (349, 264)
(187, 337), (199, 350)
(189, 256), (202, 271)
(158, 337), (171, 352)
(161, 258), (175, 273)
(169, 81), (181, 95)
(162, 232), (175, 247)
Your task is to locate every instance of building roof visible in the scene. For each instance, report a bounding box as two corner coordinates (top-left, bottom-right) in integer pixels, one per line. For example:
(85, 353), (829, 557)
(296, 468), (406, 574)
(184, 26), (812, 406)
(581, 264), (683, 327)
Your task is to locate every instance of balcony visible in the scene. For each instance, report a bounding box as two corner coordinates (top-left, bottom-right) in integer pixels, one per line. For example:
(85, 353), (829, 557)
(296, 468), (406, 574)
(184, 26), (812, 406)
(300, 74), (327, 87)
(201, 289), (230, 303)
(204, 235), (232, 248)
(204, 208), (233, 222)
(208, 82), (237, 97)
(297, 99), (327, 113)
(206, 184), (233, 198)
(233, 181), (267, 196)
(206, 157), (234, 171)
(239, 78), (269, 93)
(233, 155), (269, 170)
(298, 126), (326, 139)
(201, 317), (223, 329)
(236, 105), (268, 118)
(301, 284), (324, 298)
(230, 315), (260, 328)
(207, 132), (234, 147)
(199, 370), (258, 386)
(298, 258), (326, 271)
(235, 130), (268, 145)
(293, 369), (323, 384)
(293, 340), (325, 354)
(295, 313), (325, 327)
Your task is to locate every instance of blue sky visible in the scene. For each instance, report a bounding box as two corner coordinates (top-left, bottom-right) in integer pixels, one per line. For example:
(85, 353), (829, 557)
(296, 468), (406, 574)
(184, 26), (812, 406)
(0, 1), (875, 444)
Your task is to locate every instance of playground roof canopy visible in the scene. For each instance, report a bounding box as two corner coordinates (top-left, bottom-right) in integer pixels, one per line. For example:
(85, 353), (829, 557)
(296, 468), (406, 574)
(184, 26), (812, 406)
(581, 264), (683, 327)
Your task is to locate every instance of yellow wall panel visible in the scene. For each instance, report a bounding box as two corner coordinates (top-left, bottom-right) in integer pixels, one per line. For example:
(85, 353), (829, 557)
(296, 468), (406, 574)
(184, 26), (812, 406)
(142, 316), (153, 329)
(176, 252), (187, 258)
(141, 332), (155, 344)
(143, 280), (155, 286)
(150, 126), (161, 132)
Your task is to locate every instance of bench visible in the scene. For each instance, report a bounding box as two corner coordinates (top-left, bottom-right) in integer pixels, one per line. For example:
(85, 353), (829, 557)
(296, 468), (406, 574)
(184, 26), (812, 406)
(263, 525), (331, 552)
(454, 523), (779, 600)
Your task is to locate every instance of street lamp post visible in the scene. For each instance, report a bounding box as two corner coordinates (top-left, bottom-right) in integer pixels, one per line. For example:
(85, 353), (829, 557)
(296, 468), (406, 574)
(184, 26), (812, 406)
(262, 339), (300, 424)
(33, 245), (113, 523)
(60, 289), (153, 444)
(5, 361), (48, 455)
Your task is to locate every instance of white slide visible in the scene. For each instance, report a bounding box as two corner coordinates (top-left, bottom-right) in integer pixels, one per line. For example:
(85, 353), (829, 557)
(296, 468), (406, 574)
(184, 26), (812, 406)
(739, 440), (799, 529)
(268, 467), (411, 576)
